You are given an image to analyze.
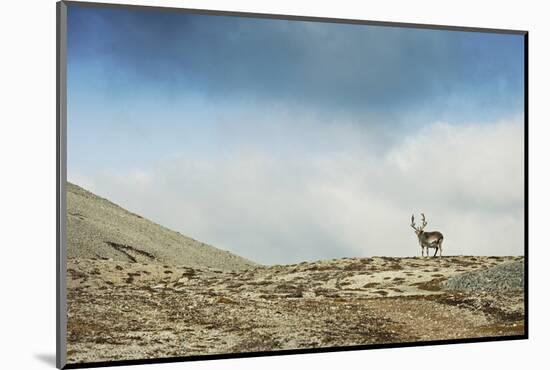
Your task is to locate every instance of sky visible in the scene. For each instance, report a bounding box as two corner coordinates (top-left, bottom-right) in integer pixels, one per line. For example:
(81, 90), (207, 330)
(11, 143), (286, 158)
(66, 4), (525, 265)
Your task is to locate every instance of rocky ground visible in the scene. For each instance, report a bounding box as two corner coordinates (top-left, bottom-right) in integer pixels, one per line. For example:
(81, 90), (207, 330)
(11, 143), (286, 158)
(66, 255), (525, 364)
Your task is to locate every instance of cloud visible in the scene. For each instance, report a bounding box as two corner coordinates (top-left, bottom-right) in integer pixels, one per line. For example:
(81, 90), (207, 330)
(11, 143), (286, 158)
(68, 5), (524, 123)
(66, 5), (525, 265)
(69, 115), (524, 265)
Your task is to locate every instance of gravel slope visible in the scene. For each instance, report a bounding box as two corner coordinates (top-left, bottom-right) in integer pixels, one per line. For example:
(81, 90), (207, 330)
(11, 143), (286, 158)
(67, 182), (257, 271)
(444, 260), (524, 292)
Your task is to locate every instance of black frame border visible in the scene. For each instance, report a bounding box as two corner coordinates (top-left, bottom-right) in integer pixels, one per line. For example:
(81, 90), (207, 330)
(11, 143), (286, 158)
(56, 1), (529, 369)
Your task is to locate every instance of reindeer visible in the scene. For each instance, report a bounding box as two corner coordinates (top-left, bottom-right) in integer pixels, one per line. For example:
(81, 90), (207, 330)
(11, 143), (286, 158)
(411, 213), (444, 257)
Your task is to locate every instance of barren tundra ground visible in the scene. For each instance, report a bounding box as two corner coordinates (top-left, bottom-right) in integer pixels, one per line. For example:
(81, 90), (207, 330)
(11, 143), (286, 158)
(66, 255), (524, 364)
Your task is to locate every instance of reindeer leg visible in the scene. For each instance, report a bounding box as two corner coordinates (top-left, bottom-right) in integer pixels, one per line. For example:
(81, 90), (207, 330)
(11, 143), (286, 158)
(433, 247), (438, 258)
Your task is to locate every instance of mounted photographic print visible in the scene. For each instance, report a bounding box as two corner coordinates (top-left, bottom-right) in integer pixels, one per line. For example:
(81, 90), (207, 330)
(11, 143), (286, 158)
(56, 1), (528, 368)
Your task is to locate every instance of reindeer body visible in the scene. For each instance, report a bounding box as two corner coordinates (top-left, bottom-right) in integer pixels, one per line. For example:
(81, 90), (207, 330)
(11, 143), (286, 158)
(417, 230), (444, 257)
(411, 214), (444, 257)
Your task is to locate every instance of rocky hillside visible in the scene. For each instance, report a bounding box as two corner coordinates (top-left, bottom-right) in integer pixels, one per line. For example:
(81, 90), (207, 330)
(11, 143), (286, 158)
(66, 182), (257, 270)
(66, 255), (524, 364)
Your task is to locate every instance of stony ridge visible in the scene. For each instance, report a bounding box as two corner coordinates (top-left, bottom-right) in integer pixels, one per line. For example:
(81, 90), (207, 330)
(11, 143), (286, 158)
(66, 182), (257, 271)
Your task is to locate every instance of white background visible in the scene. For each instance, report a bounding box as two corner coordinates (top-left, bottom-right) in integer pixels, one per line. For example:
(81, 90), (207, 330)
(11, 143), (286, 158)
(0, 0), (547, 369)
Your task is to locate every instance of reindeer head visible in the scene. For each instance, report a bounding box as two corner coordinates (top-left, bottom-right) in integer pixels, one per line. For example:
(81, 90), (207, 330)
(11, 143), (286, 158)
(411, 213), (428, 236)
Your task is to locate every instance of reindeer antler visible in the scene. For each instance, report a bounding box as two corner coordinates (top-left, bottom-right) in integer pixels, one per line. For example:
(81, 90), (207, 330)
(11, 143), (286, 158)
(420, 213), (428, 230)
(411, 214), (418, 231)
